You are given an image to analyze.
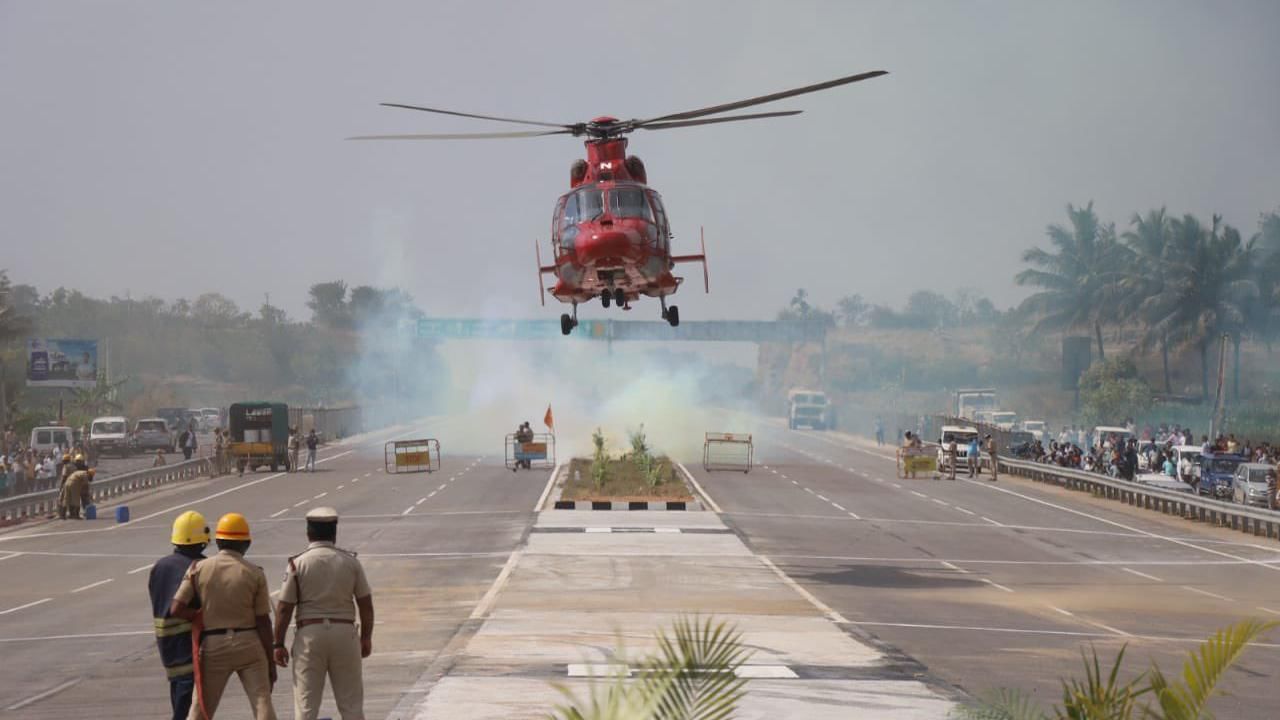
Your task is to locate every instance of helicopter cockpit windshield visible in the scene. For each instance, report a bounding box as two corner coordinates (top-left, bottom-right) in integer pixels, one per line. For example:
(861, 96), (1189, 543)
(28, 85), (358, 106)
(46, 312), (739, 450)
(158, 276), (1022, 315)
(608, 187), (653, 220)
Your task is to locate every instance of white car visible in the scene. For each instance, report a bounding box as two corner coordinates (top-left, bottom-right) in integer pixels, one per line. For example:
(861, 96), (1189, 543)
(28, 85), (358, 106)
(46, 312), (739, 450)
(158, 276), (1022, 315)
(29, 425), (73, 455)
(989, 411), (1018, 431)
(1022, 420), (1047, 442)
(937, 425), (981, 474)
(90, 416), (133, 458)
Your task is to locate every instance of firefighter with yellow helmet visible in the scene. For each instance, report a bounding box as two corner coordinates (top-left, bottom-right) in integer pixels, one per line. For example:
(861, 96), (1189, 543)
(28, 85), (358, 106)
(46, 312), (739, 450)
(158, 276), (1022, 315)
(169, 513), (277, 719)
(149, 511), (210, 720)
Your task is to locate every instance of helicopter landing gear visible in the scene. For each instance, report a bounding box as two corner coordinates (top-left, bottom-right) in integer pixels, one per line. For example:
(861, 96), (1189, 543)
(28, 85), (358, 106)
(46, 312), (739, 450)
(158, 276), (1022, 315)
(561, 304), (579, 335)
(613, 288), (625, 307)
(601, 290), (611, 308)
(660, 298), (680, 327)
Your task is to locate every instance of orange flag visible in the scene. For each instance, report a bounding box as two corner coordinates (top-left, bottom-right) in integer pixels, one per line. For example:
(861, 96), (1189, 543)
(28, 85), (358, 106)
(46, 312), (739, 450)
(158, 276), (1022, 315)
(543, 404), (555, 432)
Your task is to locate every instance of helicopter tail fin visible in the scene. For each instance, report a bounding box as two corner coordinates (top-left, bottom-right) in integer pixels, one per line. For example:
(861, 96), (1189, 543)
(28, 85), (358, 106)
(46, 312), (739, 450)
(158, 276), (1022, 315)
(671, 226), (710, 293)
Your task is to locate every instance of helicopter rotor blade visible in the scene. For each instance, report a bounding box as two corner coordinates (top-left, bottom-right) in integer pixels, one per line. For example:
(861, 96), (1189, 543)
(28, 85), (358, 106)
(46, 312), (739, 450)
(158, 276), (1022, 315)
(380, 103), (572, 129)
(638, 69), (887, 125)
(347, 130), (573, 141)
(637, 110), (803, 131)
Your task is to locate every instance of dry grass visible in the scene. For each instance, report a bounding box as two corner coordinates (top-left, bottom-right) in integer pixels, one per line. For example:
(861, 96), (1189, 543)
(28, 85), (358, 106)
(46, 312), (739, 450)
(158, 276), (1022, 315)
(562, 456), (693, 501)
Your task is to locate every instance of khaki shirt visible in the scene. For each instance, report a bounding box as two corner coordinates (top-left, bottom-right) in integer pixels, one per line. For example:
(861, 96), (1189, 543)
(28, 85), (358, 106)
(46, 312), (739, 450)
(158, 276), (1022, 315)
(279, 541), (371, 622)
(174, 549), (270, 630)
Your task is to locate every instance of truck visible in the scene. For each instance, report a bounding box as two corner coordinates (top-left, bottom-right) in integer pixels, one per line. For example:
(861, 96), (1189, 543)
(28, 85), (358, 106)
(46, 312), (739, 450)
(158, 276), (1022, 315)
(228, 402), (290, 473)
(788, 389), (835, 430)
(953, 389), (997, 420)
(989, 410), (1018, 431)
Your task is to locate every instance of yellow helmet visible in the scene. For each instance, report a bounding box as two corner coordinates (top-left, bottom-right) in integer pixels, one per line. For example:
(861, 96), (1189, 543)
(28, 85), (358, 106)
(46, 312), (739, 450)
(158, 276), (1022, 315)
(171, 511), (210, 545)
(215, 512), (251, 541)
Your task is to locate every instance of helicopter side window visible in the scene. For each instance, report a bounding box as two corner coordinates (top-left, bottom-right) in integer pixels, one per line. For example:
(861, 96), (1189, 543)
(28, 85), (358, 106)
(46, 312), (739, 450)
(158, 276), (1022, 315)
(609, 188), (652, 220)
(552, 196), (567, 247)
(649, 191), (670, 251)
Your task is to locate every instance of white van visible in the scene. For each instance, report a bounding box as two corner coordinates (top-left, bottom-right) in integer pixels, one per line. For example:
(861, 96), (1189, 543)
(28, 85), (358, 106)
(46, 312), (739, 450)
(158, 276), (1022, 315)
(90, 416), (132, 458)
(29, 425), (74, 455)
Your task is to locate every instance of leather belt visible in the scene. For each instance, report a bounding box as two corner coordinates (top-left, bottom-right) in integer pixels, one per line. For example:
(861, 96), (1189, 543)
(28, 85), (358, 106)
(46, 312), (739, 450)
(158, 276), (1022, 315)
(202, 626), (256, 636)
(297, 617), (355, 628)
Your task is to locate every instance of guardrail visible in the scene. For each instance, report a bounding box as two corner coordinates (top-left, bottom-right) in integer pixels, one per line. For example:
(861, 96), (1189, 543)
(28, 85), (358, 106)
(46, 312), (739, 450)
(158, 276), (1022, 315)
(0, 457), (211, 523)
(999, 456), (1280, 541)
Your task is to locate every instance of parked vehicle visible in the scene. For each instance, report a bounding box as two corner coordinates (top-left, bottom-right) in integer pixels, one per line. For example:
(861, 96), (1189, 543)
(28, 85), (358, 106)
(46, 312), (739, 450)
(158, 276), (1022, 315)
(228, 402), (290, 473)
(29, 425), (73, 455)
(937, 425), (980, 474)
(89, 416), (132, 458)
(1092, 426), (1135, 450)
(199, 407), (222, 431)
(787, 389), (835, 430)
(989, 411), (1018, 431)
(1170, 445), (1202, 485)
(1022, 420), (1047, 442)
(954, 388), (996, 420)
(1196, 452), (1245, 499)
(1231, 463), (1276, 508)
(133, 418), (175, 452)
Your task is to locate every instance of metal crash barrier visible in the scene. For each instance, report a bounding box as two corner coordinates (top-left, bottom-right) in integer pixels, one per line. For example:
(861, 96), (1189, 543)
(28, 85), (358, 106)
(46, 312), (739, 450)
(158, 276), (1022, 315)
(703, 432), (753, 473)
(385, 439), (441, 474)
(897, 446), (938, 478)
(506, 433), (556, 471)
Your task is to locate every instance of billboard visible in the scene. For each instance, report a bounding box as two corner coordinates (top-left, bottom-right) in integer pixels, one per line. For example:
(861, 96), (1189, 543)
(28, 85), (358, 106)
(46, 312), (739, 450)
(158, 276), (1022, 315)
(27, 338), (99, 388)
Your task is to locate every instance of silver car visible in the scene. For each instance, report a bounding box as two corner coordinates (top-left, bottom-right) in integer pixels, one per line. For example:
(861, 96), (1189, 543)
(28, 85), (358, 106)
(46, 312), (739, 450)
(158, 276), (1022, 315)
(1231, 463), (1276, 509)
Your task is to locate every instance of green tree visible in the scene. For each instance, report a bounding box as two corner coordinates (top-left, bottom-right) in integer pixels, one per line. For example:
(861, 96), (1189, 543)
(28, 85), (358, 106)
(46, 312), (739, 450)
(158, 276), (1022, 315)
(1139, 215), (1257, 400)
(1121, 208), (1175, 393)
(307, 281), (351, 329)
(1078, 358), (1153, 426)
(1016, 202), (1127, 361)
(836, 294), (868, 328)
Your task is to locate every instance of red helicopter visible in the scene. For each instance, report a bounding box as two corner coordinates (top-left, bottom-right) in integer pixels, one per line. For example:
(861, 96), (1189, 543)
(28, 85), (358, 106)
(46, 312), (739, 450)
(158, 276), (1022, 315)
(352, 70), (887, 335)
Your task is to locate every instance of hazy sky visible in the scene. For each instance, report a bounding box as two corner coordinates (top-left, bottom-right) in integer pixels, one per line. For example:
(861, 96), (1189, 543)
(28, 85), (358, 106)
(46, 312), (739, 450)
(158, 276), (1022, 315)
(3, 1), (1278, 323)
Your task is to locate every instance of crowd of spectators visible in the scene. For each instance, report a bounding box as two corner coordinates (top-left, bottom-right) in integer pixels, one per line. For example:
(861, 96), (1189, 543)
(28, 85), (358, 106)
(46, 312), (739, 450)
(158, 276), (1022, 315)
(0, 426), (81, 497)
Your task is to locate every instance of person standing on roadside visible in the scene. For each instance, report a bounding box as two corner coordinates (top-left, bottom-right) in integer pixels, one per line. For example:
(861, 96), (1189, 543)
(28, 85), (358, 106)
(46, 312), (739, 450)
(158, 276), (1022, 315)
(287, 428), (301, 473)
(169, 513), (277, 720)
(874, 417), (885, 446)
(304, 429), (318, 473)
(273, 507), (375, 720)
(182, 421), (199, 461)
(149, 511), (210, 720)
(213, 429), (226, 477)
(967, 436), (980, 477)
(946, 438), (958, 480)
(984, 434), (999, 482)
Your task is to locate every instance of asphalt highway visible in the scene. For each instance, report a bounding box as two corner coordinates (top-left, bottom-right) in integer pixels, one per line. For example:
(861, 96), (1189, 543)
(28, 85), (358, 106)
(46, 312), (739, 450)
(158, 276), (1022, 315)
(689, 426), (1280, 718)
(1, 417), (1277, 718)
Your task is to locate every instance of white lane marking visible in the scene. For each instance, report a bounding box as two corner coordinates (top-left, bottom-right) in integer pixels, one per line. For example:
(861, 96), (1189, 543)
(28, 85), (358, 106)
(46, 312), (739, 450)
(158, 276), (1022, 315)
(437, 483), (447, 491)
(816, 494), (830, 502)
(962, 476), (1280, 574)
(873, 477), (885, 483)
(891, 483), (902, 489)
(5, 678), (83, 711)
(535, 464), (562, 512)
(352, 477), (360, 483)
(1122, 567), (1163, 582)
(470, 550), (524, 620)
(848, 511), (862, 520)
(791, 480), (799, 485)
(585, 528), (613, 534)
(1050, 605), (1075, 617)
(127, 563), (153, 575)
(804, 487), (816, 495)
(1181, 585), (1234, 602)
(981, 579), (1015, 593)
(363, 472), (371, 477)
(1089, 621), (1133, 638)
(654, 528), (681, 534)
(675, 461), (723, 514)
(931, 498), (950, 507)
(336, 485), (345, 490)
(415, 497), (428, 506)
(293, 500), (308, 508)
(70, 578), (114, 594)
(118, 450), (355, 525)
(0, 552), (24, 562)
(270, 508), (289, 518)
(401, 506), (415, 516)
(426, 491), (437, 499)
(0, 629), (152, 643)
(910, 491), (927, 499)
(758, 556), (849, 624)
(0, 597), (53, 615)
(981, 516), (1003, 526)
(1257, 606), (1280, 616)
(780, 474), (788, 479)
(939, 561), (969, 574)
(831, 503), (846, 511)
(313, 492), (327, 499)
(841, 619), (1280, 648)
(954, 506), (975, 515)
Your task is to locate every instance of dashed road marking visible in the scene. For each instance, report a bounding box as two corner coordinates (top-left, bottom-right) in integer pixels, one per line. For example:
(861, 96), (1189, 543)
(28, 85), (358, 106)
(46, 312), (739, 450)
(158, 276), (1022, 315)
(5, 678), (82, 712)
(415, 497), (427, 506)
(831, 503), (846, 511)
(804, 487), (815, 495)
(336, 485), (345, 490)
(127, 563), (153, 575)
(954, 506), (975, 515)
(791, 479), (799, 485)
(401, 506), (415, 516)
(0, 598), (52, 615)
(427, 491), (437, 498)
(981, 579), (1015, 593)
(1049, 605), (1075, 617)
(816, 494), (830, 502)
(939, 561), (969, 574)
(1122, 567), (1163, 582)
(1181, 585), (1233, 602)
(438, 483), (447, 490)
(981, 516), (1003, 526)
(270, 508), (289, 518)
(70, 579), (114, 594)
(847, 511), (862, 520)
(891, 483), (902, 489)
(1257, 606), (1280, 616)
(293, 500), (308, 508)
(910, 491), (928, 499)
(313, 492), (327, 499)
(363, 472), (371, 478)
(931, 498), (950, 507)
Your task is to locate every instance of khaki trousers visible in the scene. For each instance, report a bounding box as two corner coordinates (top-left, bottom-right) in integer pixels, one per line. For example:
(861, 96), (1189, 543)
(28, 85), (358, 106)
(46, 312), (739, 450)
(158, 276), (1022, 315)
(189, 631), (276, 720)
(292, 621), (364, 720)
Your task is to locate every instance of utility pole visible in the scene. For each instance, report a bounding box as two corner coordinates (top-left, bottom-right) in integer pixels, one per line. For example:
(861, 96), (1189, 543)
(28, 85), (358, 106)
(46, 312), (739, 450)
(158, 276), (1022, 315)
(1209, 333), (1229, 438)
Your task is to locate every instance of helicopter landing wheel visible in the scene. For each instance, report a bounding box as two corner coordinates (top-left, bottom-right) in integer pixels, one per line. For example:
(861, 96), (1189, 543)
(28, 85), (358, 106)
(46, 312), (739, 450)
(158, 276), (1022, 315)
(560, 313), (574, 335)
(613, 288), (625, 307)
(601, 290), (611, 309)
(666, 305), (680, 327)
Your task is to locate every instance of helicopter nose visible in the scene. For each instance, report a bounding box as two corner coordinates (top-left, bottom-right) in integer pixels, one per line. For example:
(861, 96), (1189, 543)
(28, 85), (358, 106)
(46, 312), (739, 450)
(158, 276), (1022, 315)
(584, 229), (632, 259)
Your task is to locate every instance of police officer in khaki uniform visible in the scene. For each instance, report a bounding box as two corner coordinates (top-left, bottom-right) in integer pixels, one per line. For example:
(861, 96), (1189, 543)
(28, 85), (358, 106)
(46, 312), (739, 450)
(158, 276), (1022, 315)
(272, 507), (374, 720)
(170, 513), (277, 719)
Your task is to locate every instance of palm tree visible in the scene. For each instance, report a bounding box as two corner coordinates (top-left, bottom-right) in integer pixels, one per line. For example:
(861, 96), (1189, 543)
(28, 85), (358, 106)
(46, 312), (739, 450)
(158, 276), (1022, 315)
(69, 372), (128, 419)
(1139, 215), (1257, 401)
(1016, 202), (1128, 361)
(1121, 208), (1175, 393)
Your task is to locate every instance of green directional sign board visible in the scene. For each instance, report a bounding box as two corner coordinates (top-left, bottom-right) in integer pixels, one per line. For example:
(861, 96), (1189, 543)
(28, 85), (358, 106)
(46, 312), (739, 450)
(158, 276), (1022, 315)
(416, 318), (823, 343)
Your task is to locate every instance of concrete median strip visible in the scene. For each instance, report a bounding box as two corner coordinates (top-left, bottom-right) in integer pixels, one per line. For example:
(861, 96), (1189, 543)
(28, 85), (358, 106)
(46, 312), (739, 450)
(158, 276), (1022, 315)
(398, 505), (959, 718)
